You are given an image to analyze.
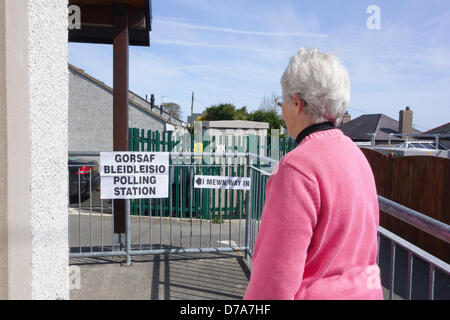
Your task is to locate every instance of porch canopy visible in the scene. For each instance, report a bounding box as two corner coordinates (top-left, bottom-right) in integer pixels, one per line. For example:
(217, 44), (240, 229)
(68, 0), (152, 233)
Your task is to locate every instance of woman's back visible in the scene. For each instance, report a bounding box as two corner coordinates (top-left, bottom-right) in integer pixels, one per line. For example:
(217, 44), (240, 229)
(244, 128), (383, 300)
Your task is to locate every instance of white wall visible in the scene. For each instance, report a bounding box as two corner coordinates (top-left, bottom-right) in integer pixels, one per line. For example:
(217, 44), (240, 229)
(0, 0), (69, 300)
(69, 69), (167, 152)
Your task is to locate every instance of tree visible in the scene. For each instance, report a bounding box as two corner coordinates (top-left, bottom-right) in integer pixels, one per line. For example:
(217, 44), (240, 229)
(162, 102), (182, 119)
(256, 93), (285, 137)
(247, 109), (285, 133)
(199, 101), (284, 130)
(197, 101), (285, 138)
(234, 106), (248, 120)
(201, 103), (248, 121)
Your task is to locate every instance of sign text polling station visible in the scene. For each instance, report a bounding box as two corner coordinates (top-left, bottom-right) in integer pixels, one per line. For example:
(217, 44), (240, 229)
(100, 152), (169, 199)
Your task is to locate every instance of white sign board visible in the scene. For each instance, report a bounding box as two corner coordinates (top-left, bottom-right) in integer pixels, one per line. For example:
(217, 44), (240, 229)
(100, 152), (169, 199)
(194, 175), (251, 190)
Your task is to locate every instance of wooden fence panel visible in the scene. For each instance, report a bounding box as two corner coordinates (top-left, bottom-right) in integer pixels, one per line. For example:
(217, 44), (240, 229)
(361, 148), (449, 263)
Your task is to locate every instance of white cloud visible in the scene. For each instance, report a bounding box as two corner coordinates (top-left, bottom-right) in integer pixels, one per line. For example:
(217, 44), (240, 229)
(151, 38), (292, 56)
(155, 16), (329, 39)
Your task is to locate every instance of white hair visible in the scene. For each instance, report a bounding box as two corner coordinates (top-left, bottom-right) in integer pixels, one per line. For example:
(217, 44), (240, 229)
(281, 47), (350, 124)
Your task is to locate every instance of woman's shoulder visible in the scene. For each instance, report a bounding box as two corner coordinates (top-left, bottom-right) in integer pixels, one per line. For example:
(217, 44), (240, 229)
(279, 143), (319, 173)
(273, 154), (317, 185)
(278, 130), (356, 180)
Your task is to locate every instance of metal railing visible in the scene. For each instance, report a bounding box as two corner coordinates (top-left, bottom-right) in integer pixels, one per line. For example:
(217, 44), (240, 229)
(377, 197), (449, 300)
(68, 151), (449, 300)
(387, 133), (450, 149)
(245, 163), (449, 300)
(68, 152), (275, 261)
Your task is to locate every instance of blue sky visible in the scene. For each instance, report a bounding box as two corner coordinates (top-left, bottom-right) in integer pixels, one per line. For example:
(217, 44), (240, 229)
(69, 0), (450, 131)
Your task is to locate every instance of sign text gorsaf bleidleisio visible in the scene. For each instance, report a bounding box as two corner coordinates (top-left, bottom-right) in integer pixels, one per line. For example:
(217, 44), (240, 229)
(100, 152), (169, 199)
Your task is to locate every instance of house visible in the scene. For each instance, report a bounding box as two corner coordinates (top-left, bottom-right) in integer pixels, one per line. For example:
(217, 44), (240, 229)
(422, 122), (450, 150)
(69, 64), (184, 152)
(339, 107), (421, 145)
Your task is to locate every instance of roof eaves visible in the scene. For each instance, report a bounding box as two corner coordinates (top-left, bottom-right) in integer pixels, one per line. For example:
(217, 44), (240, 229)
(423, 122), (450, 134)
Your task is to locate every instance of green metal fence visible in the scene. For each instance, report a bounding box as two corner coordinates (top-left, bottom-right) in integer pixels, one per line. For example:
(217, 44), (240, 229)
(128, 128), (277, 219)
(128, 128), (297, 158)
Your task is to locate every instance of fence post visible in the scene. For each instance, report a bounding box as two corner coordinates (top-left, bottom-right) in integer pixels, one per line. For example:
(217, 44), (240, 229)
(183, 131), (191, 164)
(167, 131), (172, 152)
(271, 129), (280, 161)
(248, 135), (257, 166)
(133, 128), (139, 151)
(181, 128), (190, 219)
(128, 128), (133, 151)
(128, 128), (137, 215)
(245, 166), (254, 266)
(194, 121), (202, 164)
(149, 130), (153, 151)
(193, 122), (202, 220)
(123, 199), (132, 266)
(156, 131), (163, 152)
(202, 131), (211, 219)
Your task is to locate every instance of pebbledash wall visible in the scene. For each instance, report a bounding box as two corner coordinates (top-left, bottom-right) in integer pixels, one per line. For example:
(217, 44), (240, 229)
(0, 0), (69, 299)
(69, 65), (179, 152)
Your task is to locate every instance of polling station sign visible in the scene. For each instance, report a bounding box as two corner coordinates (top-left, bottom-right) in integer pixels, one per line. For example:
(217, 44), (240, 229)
(100, 152), (169, 199)
(194, 175), (251, 191)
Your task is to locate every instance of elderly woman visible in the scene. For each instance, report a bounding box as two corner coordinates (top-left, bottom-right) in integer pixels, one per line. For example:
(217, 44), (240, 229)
(244, 48), (383, 300)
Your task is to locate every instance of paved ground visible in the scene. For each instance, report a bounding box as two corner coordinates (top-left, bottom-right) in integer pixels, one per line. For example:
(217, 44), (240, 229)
(70, 251), (405, 300)
(70, 252), (250, 300)
(69, 210), (252, 300)
(69, 207), (449, 300)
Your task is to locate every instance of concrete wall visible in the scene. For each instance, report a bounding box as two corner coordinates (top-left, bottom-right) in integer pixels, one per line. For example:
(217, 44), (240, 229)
(69, 69), (167, 151)
(0, 0), (69, 299)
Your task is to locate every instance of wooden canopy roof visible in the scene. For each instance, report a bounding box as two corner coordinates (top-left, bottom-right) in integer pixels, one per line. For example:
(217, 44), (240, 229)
(69, 0), (151, 46)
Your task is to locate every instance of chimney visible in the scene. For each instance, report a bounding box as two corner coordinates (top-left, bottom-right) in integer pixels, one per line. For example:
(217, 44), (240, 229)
(341, 112), (351, 124)
(150, 94), (155, 111)
(399, 106), (413, 134)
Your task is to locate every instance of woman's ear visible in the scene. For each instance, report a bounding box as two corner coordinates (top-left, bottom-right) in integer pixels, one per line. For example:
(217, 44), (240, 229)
(291, 94), (304, 114)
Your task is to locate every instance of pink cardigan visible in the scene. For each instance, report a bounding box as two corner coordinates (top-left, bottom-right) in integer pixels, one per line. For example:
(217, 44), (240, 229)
(244, 129), (383, 300)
